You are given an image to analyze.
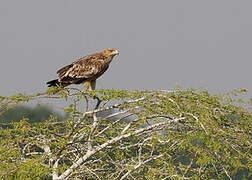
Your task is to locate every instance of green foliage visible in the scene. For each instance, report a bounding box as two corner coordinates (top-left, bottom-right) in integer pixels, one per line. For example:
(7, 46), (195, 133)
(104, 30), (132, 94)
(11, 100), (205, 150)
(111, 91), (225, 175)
(0, 88), (251, 179)
(0, 105), (65, 124)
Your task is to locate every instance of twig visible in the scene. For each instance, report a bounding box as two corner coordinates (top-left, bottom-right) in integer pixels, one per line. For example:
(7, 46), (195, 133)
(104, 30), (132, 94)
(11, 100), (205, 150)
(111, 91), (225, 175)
(120, 154), (163, 180)
(88, 95), (102, 150)
(185, 113), (208, 135)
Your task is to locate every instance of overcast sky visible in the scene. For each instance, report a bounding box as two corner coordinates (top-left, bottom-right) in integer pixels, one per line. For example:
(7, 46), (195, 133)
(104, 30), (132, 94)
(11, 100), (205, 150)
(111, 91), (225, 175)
(0, 0), (251, 99)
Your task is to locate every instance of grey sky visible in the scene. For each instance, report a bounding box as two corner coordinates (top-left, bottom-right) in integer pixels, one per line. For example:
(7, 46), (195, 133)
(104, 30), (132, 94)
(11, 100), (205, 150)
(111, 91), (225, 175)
(0, 0), (251, 98)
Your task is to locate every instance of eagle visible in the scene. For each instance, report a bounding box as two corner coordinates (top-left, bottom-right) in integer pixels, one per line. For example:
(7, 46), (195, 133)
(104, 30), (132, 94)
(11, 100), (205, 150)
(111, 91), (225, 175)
(47, 48), (119, 90)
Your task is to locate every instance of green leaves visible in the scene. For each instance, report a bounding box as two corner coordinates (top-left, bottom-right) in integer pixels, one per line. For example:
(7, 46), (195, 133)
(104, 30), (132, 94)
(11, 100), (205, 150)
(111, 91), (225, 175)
(0, 88), (251, 179)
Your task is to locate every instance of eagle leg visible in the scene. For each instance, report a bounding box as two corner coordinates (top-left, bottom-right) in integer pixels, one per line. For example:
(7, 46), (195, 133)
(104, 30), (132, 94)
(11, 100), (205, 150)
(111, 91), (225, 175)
(91, 80), (96, 90)
(83, 80), (96, 91)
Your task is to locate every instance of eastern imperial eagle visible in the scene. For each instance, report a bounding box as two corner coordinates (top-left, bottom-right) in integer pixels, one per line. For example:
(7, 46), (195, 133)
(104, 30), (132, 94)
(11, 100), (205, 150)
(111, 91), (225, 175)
(47, 48), (119, 90)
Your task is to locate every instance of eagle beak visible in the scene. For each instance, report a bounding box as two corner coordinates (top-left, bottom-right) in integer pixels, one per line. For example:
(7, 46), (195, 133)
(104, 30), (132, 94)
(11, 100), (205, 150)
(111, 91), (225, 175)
(115, 50), (119, 55)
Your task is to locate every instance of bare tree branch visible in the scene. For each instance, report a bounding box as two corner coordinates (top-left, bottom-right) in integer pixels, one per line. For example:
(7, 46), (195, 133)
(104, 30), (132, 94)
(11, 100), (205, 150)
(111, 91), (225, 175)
(58, 117), (185, 179)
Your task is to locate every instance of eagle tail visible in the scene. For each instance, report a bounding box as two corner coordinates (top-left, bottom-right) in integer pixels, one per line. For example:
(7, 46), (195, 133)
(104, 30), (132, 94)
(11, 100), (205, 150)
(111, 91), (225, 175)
(46, 79), (60, 87)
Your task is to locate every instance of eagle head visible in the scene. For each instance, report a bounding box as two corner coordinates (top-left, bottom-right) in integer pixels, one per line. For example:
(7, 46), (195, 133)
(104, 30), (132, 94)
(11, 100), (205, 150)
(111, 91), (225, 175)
(103, 48), (119, 57)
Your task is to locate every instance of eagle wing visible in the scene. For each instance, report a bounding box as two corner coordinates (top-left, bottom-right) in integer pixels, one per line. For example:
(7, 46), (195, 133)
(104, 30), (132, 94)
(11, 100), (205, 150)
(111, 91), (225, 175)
(57, 54), (109, 84)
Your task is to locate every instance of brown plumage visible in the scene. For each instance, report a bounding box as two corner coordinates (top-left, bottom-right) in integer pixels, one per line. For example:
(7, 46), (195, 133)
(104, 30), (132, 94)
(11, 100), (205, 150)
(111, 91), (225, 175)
(47, 48), (119, 90)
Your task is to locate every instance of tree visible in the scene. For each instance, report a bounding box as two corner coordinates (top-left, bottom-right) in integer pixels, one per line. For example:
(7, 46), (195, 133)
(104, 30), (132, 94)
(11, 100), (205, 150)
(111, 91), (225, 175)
(0, 105), (65, 124)
(0, 87), (251, 179)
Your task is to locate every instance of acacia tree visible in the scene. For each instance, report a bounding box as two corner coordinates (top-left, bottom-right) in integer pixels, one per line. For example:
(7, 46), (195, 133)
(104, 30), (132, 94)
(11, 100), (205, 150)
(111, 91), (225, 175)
(0, 87), (251, 179)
